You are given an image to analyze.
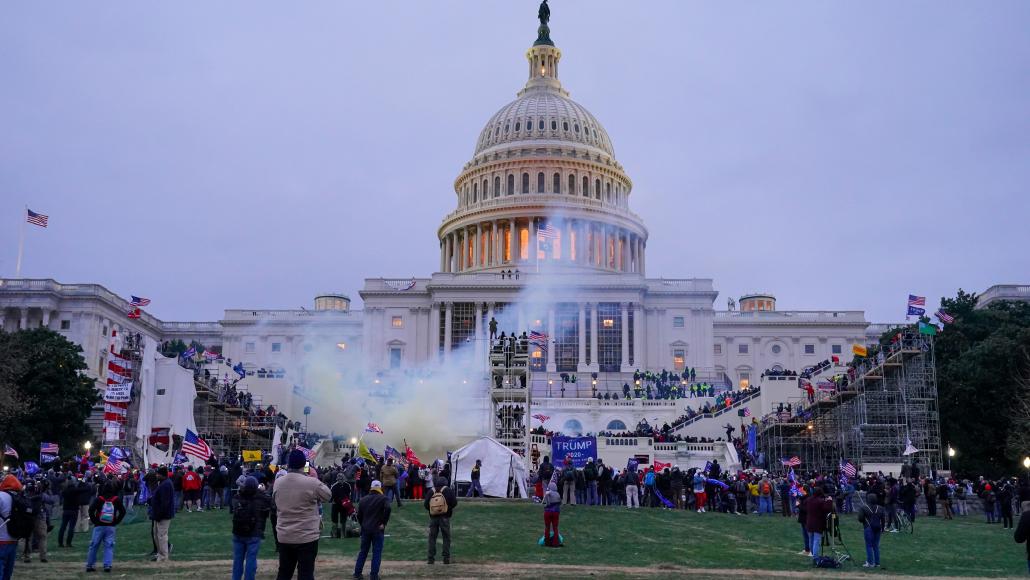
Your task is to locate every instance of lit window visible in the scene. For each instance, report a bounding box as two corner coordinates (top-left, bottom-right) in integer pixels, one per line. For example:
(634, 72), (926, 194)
(60, 320), (70, 330)
(739, 372), (751, 389)
(673, 316), (684, 328)
(336, 342), (346, 351)
(532, 350), (543, 359)
(738, 343), (748, 354)
(804, 344), (815, 355)
(245, 342), (256, 353)
(832, 344), (842, 354)
(272, 342), (282, 353)
(673, 349), (685, 371)
(714, 344), (722, 355)
(772, 344), (781, 354)
(392, 316), (404, 328)
(602, 318), (614, 328)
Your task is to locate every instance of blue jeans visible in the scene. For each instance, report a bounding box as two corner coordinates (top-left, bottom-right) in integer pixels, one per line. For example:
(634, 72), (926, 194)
(0, 543), (17, 580)
(863, 527), (881, 565)
(232, 535), (262, 580)
(86, 526), (116, 569)
(587, 481), (598, 505)
(466, 480), (483, 497)
(759, 497), (772, 514)
(801, 524), (811, 552)
(353, 531), (384, 579)
(810, 531), (823, 560)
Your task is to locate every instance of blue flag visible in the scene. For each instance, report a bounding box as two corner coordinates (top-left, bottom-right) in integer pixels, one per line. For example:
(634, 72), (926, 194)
(233, 362), (246, 379)
(181, 346), (197, 359)
(40, 453), (58, 464)
(109, 447), (126, 462)
(747, 425), (757, 455)
(626, 457), (639, 473)
(907, 306), (925, 317)
(24, 461), (40, 475)
(138, 479), (150, 504)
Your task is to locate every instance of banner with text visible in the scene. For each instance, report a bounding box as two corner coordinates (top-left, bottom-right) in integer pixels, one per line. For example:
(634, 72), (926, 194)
(551, 436), (597, 469)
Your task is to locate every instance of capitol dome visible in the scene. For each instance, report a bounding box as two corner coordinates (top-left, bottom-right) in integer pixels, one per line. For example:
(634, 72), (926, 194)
(437, 6), (647, 276)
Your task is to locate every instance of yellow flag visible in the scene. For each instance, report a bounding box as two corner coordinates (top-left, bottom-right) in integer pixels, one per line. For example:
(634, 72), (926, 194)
(242, 450), (262, 462)
(852, 344), (868, 357)
(358, 440), (378, 464)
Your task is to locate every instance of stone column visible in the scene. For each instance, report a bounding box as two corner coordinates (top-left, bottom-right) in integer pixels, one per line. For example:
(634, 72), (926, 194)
(633, 302), (644, 367)
(620, 302), (631, 371)
(42, 310), (51, 328)
(475, 223), (482, 268)
(602, 226), (610, 269)
(19, 308), (28, 330)
(529, 217), (537, 268)
(546, 307), (556, 372)
(429, 303), (441, 362)
(589, 302), (599, 371)
(443, 303), (453, 361)
(508, 218), (516, 264)
(577, 303), (587, 372)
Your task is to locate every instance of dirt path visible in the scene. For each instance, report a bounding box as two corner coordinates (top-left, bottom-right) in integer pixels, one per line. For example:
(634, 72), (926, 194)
(31, 557), (1013, 579)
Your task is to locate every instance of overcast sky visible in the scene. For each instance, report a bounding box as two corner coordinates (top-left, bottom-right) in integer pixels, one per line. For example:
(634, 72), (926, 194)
(2, 1), (1028, 323)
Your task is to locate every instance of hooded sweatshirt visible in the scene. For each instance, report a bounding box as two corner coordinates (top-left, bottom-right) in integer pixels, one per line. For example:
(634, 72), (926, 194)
(544, 482), (561, 513)
(0, 474), (24, 544)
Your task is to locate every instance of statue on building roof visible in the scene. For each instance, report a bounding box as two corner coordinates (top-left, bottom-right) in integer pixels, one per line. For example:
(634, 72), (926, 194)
(538, 0), (550, 26)
(535, 0), (554, 46)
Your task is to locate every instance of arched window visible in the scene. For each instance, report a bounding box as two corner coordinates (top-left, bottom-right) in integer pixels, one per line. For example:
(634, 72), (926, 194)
(606, 182), (611, 202)
(539, 119), (545, 130)
(568, 174), (576, 195)
(574, 123), (580, 133)
(537, 172), (545, 193)
(595, 179), (601, 200)
(494, 176), (501, 198)
(504, 123), (509, 133)
(507, 174), (515, 196)
(522, 173), (530, 194)
(553, 173), (561, 194)
(563, 121), (569, 132)
(483, 179), (489, 199)
(472, 182), (478, 203)
(563, 419), (584, 436)
(515, 121), (521, 132)
(582, 176), (589, 197)
(551, 120), (557, 131)
(606, 419), (627, 431)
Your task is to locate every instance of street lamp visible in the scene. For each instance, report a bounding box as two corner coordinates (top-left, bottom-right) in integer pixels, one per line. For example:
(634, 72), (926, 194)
(947, 445), (955, 471)
(84, 441), (92, 453)
(349, 437), (357, 445)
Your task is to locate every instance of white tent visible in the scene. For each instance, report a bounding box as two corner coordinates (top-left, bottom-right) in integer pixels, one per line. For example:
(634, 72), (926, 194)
(449, 437), (528, 498)
(135, 345), (197, 466)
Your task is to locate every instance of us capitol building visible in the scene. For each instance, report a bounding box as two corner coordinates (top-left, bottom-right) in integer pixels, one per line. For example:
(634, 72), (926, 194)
(6, 7), (999, 450)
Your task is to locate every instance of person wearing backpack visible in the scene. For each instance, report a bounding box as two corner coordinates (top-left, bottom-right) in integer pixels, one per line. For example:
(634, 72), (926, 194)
(231, 476), (271, 580)
(21, 479), (56, 564)
(542, 481), (562, 547)
(85, 481), (126, 573)
(561, 465), (576, 505)
(424, 476), (457, 565)
(857, 492), (885, 568)
(0, 473), (27, 580)
(758, 477), (774, 515)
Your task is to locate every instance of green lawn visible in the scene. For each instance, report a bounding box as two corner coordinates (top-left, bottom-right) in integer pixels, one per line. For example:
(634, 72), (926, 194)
(28, 501), (1026, 578)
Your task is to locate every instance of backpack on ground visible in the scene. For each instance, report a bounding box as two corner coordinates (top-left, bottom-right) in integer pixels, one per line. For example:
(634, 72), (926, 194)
(1, 491), (35, 539)
(814, 555), (841, 569)
(429, 487), (449, 516)
(98, 496), (117, 525)
(232, 498), (259, 536)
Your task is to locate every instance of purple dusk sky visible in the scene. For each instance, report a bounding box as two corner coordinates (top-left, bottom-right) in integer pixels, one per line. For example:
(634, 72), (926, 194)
(1, 1), (1028, 323)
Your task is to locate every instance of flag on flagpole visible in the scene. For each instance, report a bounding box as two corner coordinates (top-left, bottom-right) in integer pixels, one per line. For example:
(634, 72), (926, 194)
(3, 445), (18, 459)
(358, 440), (378, 464)
(130, 295), (151, 307)
(781, 456), (801, 467)
(26, 209), (48, 228)
(295, 445), (314, 461)
(404, 443), (422, 466)
(127, 308), (142, 319)
(40, 442), (59, 455)
(935, 309), (955, 324)
(531, 413), (550, 423)
(203, 350), (220, 361)
(181, 346), (197, 359)
(852, 344), (868, 357)
(232, 362), (246, 379)
(742, 407), (752, 417)
(918, 321), (938, 336)
(907, 295), (926, 307)
(536, 222), (559, 252)
(840, 460), (858, 478)
(365, 422), (384, 434)
(907, 305), (926, 317)
(182, 429), (212, 463)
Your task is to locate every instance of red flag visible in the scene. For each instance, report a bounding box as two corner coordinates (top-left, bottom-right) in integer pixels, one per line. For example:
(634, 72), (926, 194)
(404, 441), (421, 466)
(127, 308), (141, 319)
(653, 460), (672, 472)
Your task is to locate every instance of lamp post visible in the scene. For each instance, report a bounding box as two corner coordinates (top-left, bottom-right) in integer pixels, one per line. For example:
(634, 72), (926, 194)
(947, 445), (955, 472)
(1023, 457), (1029, 483)
(84, 441), (92, 454)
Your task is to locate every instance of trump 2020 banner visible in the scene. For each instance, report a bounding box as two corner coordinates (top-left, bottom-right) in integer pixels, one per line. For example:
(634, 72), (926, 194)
(551, 436), (597, 469)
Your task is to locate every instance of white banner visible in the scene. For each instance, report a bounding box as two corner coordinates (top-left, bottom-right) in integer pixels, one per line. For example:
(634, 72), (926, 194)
(104, 382), (132, 402)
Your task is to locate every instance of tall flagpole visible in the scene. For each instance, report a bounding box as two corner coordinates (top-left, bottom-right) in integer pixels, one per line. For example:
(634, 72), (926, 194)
(15, 205), (26, 277)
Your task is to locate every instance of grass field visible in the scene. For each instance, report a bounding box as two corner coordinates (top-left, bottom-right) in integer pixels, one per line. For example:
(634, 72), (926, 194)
(27, 500), (1026, 578)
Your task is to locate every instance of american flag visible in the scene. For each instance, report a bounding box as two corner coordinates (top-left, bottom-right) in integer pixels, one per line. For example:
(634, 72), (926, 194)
(182, 429), (212, 463)
(532, 413), (550, 423)
(742, 407), (752, 417)
(3, 445), (18, 459)
(907, 294), (926, 307)
(130, 295), (151, 307)
(935, 309), (955, 324)
(528, 330), (548, 344)
(537, 223), (559, 239)
(840, 460), (858, 478)
(40, 442), (59, 454)
(26, 209), (48, 228)
(781, 456), (801, 467)
(103, 458), (127, 474)
(181, 346), (197, 359)
(295, 445), (314, 461)
(365, 422), (384, 434)
(203, 350), (220, 361)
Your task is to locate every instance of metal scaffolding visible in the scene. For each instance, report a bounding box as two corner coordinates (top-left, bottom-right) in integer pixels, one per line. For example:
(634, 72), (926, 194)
(489, 336), (531, 459)
(760, 331), (942, 475)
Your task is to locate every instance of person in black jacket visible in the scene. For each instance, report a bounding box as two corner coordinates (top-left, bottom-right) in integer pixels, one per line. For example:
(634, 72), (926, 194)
(330, 474), (353, 539)
(1014, 500), (1030, 574)
(150, 467), (176, 562)
(85, 482), (126, 573)
(58, 476), (81, 548)
(424, 476), (458, 565)
(231, 476), (271, 580)
(354, 481), (391, 580)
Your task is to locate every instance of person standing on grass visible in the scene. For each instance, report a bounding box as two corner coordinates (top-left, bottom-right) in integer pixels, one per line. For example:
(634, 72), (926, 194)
(58, 475), (81, 548)
(797, 493), (811, 557)
(1014, 500), (1030, 574)
(231, 476), (271, 580)
(85, 481), (126, 573)
(150, 466), (176, 562)
(805, 487), (834, 563)
(380, 458), (402, 509)
(857, 492), (885, 568)
(274, 449), (331, 580)
(354, 480), (391, 580)
(0, 474), (24, 580)
(692, 470), (706, 513)
(183, 466), (202, 512)
(466, 460), (484, 498)
(425, 476), (457, 565)
(542, 482), (562, 547)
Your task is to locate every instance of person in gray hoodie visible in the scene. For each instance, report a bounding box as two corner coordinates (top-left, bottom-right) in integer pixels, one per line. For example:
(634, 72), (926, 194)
(543, 482), (562, 547)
